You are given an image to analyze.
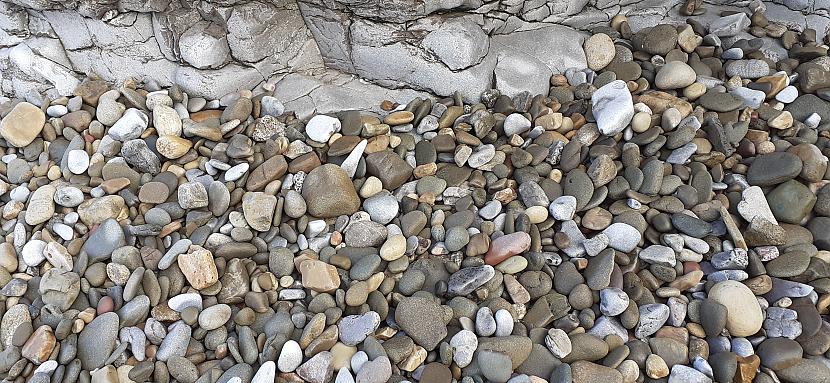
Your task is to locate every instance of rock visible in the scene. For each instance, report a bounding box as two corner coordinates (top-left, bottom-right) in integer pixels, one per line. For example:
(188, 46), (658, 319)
(300, 259), (340, 292)
(153, 105), (182, 136)
(710, 13), (751, 36)
(109, 109), (148, 141)
(302, 164), (361, 218)
(306, 115), (341, 142)
(485, 232), (531, 265)
(600, 288), (629, 316)
(25, 185), (56, 225)
(545, 328), (572, 358)
(421, 18), (488, 71)
(178, 21), (231, 69)
(83, 218), (126, 261)
(655, 61), (697, 89)
(756, 338), (802, 370)
(592, 80), (634, 135)
(365, 151), (412, 190)
(635, 304), (670, 338)
(766, 180), (816, 224)
(177, 247), (218, 290)
(38, 268), (80, 310)
(668, 364), (712, 383)
(198, 304), (231, 330)
(737, 186), (777, 225)
(477, 350), (513, 383)
(707, 280), (763, 337)
(571, 360), (623, 383)
(354, 356), (391, 383)
(584, 33), (615, 71)
(550, 196), (577, 220)
(448, 265), (495, 296)
(78, 312), (119, 370)
(450, 330), (477, 367)
(363, 191), (398, 225)
(178, 181), (209, 209)
(156, 321), (191, 361)
(395, 297), (447, 351)
(242, 192), (277, 231)
(603, 223), (641, 253)
(776, 358), (830, 383)
(339, 312), (380, 346)
(278, 340), (302, 372)
(297, 351), (333, 383)
(21, 325), (56, 364)
(0, 102), (45, 147)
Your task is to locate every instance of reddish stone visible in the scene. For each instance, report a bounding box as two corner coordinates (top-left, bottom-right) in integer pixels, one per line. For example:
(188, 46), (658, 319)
(21, 325), (56, 364)
(97, 296), (114, 314)
(484, 232), (531, 265)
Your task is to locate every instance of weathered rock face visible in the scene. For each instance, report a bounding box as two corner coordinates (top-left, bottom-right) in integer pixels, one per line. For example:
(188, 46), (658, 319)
(1, 0), (828, 102)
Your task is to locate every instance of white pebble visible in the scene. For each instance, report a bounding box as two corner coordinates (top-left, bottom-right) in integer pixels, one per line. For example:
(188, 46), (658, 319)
(22, 239), (46, 266)
(167, 293), (203, 312)
(252, 361), (276, 383)
(306, 115), (341, 143)
(66, 149), (89, 174)
(494, 309), (514, 337)
(52, 223), (74, 240)
(277, 340), (302, 372)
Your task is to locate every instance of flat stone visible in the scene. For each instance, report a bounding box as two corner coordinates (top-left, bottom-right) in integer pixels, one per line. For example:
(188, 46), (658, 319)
(592, 80), (634, 135)
(302, 164), (361, 218)
(395, 297), (447, 351)
(0, 102), (45, 147)
(78, 312), (119, 370)
(708, 280), (763, 337)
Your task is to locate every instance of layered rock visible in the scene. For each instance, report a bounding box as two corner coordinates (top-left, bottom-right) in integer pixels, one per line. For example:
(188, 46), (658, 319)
(1, 0), (828, 103)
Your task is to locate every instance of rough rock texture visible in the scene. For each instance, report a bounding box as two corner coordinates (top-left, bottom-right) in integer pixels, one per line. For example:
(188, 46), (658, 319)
(2, 0), (828, 103)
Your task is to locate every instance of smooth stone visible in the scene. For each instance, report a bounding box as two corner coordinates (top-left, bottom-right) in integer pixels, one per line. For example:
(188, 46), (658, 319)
(708, 280), (763, 337)
(592, 80), (634, 136)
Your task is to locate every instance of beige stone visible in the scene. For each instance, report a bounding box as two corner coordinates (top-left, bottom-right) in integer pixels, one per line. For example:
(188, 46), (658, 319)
(300, 259), (340, 292)
(0, 102), (45, 147)
(708, 280), (763, 337)
(178, 246), (218, 289)
(155, 135), (193, 159)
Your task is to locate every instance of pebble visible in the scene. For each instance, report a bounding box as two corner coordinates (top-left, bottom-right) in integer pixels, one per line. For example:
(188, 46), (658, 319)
(306, 115), (341, 142)
(592, 80), (634, 135)
(0, 102), (45, 147)
(655, 61), (697, 89)
(278, 340), (303, 372)
(708, 280), (763, 337)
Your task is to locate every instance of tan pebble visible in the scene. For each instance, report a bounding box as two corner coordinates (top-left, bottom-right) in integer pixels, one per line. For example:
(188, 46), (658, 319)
(47, 165), (62, 180)
(330, 342), (357, 371)
(177, 246), (218, 290)
(156, 135), (193, 159)
(380, 235), (406, 261)
(683, 83), (707, 100)
(359, 176), (383, 198)
(384, 111), (414, 125)
(413, 163), (437, 178)
(345, 281), (369, 306)
(366, 272), (384, 292)
(692, 137), (712, 154)
(646, 354), (669, 379)
(400, 346), (427, 371)
(610, 14), (628, 31)
(756, 141), (775, 154)
(525, 206), (548, 224)
(300, 259), (340, 293)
